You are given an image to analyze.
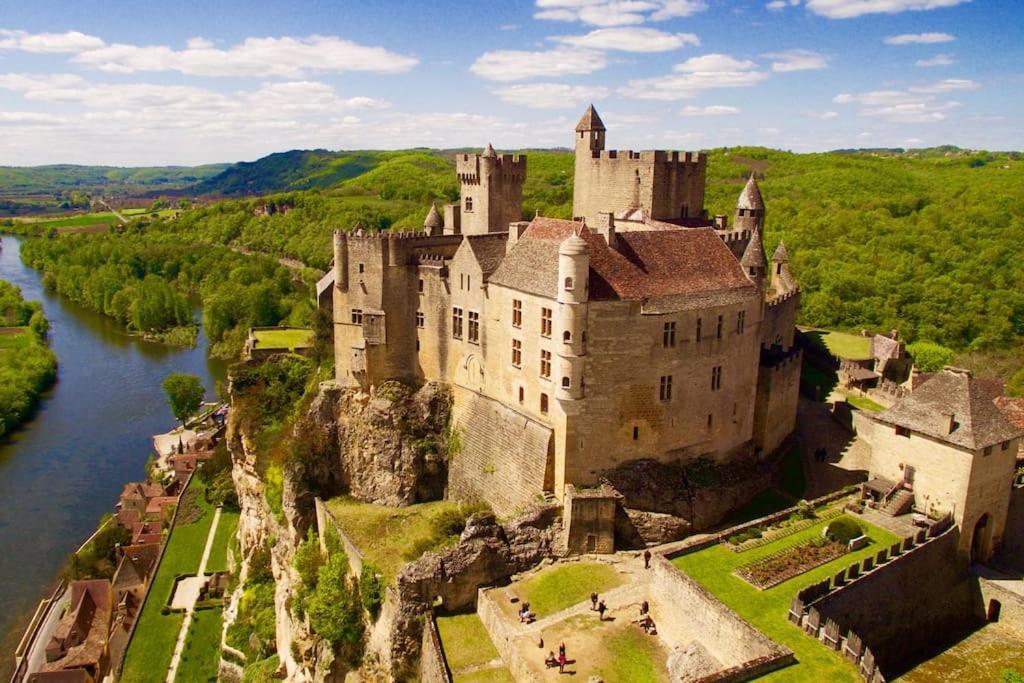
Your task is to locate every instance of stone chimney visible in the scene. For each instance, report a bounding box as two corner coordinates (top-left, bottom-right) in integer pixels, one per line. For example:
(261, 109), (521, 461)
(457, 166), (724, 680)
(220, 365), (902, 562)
(506, 221), (530, 254)
(593, 211), (616, 249)
(714, 214), (728, 230)
(942, 412), (957, 434)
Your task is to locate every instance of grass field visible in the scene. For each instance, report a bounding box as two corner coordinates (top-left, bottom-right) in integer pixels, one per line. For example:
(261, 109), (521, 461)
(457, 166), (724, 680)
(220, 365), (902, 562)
(252, 328), (314, 350)
(845, 394), (886, 412)
(173, 607), (223, 683)
(536, 611), (668, 682)
(436, 613), (501, 674)
(121, 478), (216, 683)
(804, 330), (872, 361)
(206, 509), (239, 574)
(325, 497), (460, 584)
(514, 562), (625, 618)
(0, 326), (29, 351)
(672, 512), (900, 683)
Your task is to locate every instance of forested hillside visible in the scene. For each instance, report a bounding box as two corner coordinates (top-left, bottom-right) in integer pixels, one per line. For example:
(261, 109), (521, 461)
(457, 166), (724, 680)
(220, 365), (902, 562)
(0, 163), (229, 195)
(7, 146), (1023, 372)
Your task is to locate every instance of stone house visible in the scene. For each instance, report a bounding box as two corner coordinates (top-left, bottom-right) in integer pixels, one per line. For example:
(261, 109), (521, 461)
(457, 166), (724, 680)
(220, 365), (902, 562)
(859, 367), (1023, 562)
(326, 106), (802, 515)
(35, 580), (112, 683)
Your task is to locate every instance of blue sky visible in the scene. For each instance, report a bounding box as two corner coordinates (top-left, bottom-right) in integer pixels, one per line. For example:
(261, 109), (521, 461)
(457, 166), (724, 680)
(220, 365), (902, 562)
(0, 0), (1020, 165)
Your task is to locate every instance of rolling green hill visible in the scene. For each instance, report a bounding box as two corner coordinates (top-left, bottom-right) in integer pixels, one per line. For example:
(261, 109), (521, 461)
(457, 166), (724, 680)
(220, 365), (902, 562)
(0, 163), (230, 195)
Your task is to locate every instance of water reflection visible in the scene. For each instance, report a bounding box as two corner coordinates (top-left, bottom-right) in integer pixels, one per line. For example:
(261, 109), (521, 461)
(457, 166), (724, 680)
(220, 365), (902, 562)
(0, 235), (226, 676)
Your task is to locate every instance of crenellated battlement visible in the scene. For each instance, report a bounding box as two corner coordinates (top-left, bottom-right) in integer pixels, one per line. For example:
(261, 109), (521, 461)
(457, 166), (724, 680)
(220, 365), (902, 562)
(455, 152), (527, 184)
(719, 229), (753, 245)
(592, 149), (707, 167)
(767, 288), (801, 308)
(414, 252), (449, 266)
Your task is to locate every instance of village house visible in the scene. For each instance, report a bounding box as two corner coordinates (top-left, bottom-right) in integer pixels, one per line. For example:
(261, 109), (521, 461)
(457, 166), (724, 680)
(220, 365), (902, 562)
(326, 105), (802, 514)
(31, 580), (112, 683)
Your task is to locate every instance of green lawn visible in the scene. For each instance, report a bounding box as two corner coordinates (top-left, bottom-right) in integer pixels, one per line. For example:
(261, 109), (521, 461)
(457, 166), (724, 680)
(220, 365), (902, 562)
(845, 394), (886, 413)
(515, 562), (624, 618)
(805, 330), (873, 361)
(590, 622), (666, 683)
(206, 509), (239, 574)
(252, 328), (314, 350)
(436, 613), (500, 673)
(325, 497), (460, 584)
(121, 477), (216, 683)
(672, 513), (901, 683)
(0, 327), (29, 350)
(174, 607), (223, 683)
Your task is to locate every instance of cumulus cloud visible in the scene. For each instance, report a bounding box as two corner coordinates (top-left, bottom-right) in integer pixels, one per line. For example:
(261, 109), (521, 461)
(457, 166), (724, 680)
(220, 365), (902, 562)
(805, 110), (839, 119)
(805, 0), (971, 19)
(915, 54), (956, 67)
(680, 104), (739, 116)
(763, 49), (828, 72)
(534, 0), (707, 26)
(0, 111), (67, 126)
(619, 53), (768, 100)
(833, 84), (970, 123)
(551, 27), (699, 52)
(492, 82), (610, 109)
(884, 32), (955, 44)
(910, 78), (978, 93)
(470, 47), (606, 81)
(0, 29), (105, 53)
(766, 0), (801, 9)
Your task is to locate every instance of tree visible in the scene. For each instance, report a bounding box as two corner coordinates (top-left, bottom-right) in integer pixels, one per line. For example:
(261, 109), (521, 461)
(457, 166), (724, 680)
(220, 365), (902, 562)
(161, 373), (205, 427)
(1007, 369), (1024, 398)
(306, 553), (364, 663)
(906, 341), (956, 373)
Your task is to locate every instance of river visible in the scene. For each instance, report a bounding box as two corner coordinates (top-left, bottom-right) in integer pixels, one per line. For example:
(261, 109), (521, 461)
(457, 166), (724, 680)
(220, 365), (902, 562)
(0, 235), (226, 678)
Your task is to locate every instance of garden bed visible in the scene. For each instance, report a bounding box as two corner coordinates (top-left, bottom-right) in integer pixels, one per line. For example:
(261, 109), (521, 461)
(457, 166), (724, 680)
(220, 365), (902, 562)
(728, 508), (843, 553)
(736, 540), (848, 589)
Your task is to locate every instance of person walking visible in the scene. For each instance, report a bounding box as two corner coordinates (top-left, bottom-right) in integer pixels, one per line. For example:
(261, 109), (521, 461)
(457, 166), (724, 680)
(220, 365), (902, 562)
(643, 549), (652, 569)
(590, 592), (598, 610)
(597, 600), (607, 621)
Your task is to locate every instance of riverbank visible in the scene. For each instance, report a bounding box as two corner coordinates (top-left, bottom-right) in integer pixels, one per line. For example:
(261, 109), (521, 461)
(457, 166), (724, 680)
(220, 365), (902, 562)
(0, 235), (227, 681)
(0, 281), (57, 438)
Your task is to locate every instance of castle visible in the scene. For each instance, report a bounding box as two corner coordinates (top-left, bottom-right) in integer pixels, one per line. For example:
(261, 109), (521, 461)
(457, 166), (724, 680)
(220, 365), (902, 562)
(328, 106), (802, 514)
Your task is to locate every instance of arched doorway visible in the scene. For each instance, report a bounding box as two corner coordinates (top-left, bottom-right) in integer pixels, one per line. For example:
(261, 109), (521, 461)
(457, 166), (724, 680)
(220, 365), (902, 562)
(971, 513), (990, 563)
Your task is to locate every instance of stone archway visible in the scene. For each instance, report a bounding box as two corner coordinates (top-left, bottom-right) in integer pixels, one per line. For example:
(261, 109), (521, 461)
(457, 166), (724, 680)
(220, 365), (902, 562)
(971, 513), (991, 563)
(459, 353), (484, 392)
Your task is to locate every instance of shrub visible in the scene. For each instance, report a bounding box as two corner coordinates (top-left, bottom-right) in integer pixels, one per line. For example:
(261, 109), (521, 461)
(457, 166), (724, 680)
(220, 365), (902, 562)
(293, 529), (323, 589)
(360, 562), (385, 620)
(825, 518), (863, 545)
(307, 553), (364, 664)
(907, 341), (956, 373)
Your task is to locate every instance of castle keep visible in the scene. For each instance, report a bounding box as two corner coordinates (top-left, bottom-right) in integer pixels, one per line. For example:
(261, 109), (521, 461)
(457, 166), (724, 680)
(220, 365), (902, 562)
(329, 106), (802, 514)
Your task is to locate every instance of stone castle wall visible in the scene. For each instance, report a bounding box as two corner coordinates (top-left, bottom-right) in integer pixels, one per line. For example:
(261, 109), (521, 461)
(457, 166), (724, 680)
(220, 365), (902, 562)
(999, 487), (1024, 569)
(753, 348), (802, 456)
(418, 615), (452, 683)
(447, 387), (554, 516)
(761, 290), (800, 350)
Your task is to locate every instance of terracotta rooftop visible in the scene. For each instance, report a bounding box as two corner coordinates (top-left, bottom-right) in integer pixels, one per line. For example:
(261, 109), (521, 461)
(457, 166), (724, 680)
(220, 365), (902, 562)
(489, 216), (755, 305)
(575, 104), (606, 132)
(120, 482), (163, 501)
(43, 580), (111, 676)
(995, 396), (1024, 433)
(873, 367), (1023, 450)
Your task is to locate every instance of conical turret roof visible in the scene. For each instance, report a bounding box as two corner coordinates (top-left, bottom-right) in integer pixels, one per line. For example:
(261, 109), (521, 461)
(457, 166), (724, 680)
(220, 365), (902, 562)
(560, 226), (588, 256)
(482, 142), (497, 158)
(771, 240), (789, 263)
(741, 229), (766, 269)
(575, 104), (606, 132)
(423, 202), (443, 230)
(737, 173), (765, 211)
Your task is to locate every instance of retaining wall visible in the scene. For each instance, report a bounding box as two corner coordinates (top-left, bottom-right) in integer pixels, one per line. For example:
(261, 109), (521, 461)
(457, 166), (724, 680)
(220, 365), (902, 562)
(419, 614), (453, 683)
(315, 497), (364, 577)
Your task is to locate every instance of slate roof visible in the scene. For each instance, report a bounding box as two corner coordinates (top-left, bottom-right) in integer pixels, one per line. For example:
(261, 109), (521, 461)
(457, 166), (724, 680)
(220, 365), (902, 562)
(737, 174), (764, 211)
(871, 335), (902, 363)
(873, 367), (1023, 450)
(465, 233), (508, 280)
(771, 241), (789, 262)
(575, 104), (606, 131)
(994, 396), (1024, 433)
(488, 216), (754, 305)
(740, 229), (766, 269)
(423, 202), (443, 229)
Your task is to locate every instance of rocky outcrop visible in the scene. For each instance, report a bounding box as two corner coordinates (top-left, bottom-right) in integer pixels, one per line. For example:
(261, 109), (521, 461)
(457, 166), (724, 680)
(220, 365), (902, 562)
(298, 381), (452, 508)
(618, 508), (691, 546)
(381, 505), (562, 679)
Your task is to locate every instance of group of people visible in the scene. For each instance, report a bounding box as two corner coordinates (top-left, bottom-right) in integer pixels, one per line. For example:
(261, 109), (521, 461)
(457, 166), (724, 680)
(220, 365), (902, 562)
(518, 601), (536, 624)
(589, 592), (608, 620)
(635, 599), (657, 635)
(544, 642), (570, 673)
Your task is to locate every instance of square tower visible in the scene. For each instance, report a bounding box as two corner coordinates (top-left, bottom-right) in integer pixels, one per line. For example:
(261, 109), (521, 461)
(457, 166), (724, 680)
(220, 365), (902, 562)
(455, 144), (526, 235)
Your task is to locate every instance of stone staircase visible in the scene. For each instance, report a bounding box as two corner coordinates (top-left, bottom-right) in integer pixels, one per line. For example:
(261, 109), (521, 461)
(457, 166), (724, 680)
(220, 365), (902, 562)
(882, 489), (914, 516)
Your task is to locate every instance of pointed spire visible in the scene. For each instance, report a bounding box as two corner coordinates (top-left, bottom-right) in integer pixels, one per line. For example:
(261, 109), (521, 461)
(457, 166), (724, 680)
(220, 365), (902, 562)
(575, 104), (606, 132)
(737, 173), (765, 211)
(741, 229), (766, 270)
(423, 202), (443, 230)
(771, 240), (789, 263)
(482, 142), (497, 158)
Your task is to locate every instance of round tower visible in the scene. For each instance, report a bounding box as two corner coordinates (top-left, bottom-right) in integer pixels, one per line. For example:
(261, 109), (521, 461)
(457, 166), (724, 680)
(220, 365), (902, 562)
(423, 202), (443, 235)
(556, 229), (589, 401)
(734, 173), (765, 233)
(741, 228), (766, 288)
(333, 230), (348, 292)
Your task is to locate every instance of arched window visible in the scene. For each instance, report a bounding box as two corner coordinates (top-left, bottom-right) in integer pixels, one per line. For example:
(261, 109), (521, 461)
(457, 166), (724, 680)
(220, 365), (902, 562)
(563, 330), (572, 343)
(561, 377), (571, 389)
(465, 196), (473, 212)
(564, 276), (574, 290)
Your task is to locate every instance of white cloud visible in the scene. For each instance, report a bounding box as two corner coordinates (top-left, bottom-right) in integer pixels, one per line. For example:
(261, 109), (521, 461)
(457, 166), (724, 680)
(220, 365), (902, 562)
(805, 0), (971, 19)
(766, 0), (801, 9)
(552, 27), (699, 52)
(619, 53), (768, 100)
(533, 0), (707, 26)
(884, 32), (955, 44)
(805, 110), (839, 119)
(492, 82), (610, 109)
(0, 29), (105, 53)
(763, 49), (828, 72)
(833, 86), (966, 123)
(470, 47), (606, 81)
(65, 35), (417, 78)
(0, 111), (67, 126)
(499, 24), (519, 30)
(905, 137), (923, 144)
(910, 77), (978, 93)
(915, 54), (956, 67)
(680, 104), (739, 116)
